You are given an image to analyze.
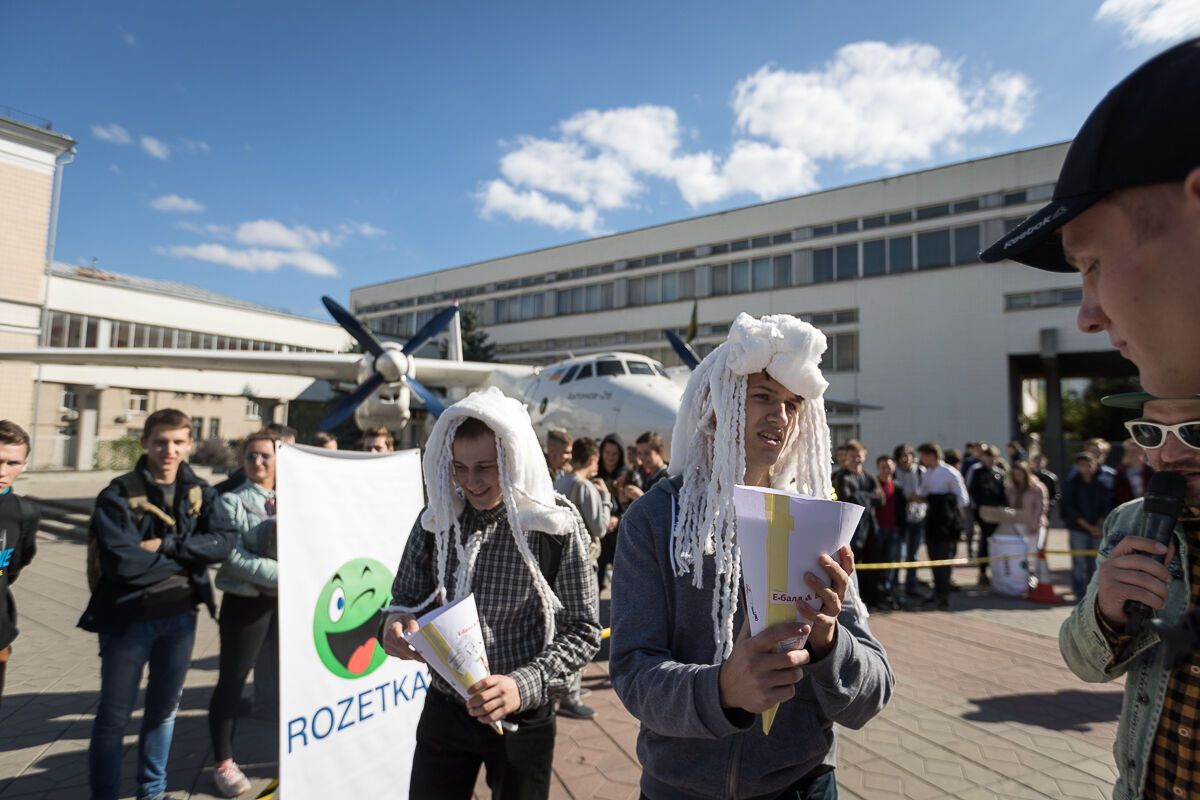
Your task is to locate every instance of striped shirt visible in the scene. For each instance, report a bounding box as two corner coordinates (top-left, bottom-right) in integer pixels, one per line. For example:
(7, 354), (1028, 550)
(389, 499), (601, 712)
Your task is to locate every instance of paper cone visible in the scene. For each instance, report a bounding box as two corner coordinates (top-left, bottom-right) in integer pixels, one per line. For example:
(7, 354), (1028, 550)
(408, 594), (504, 735)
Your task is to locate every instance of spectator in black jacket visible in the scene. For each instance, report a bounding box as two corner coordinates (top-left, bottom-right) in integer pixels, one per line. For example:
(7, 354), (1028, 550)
(834, 439), (884, 607)
(83, 409), (235, 800)
(595, 434), (631, 591)
(0, 420), (39, 709)
(968, 444), (1008, 587)
(1061, 452), (1113, 599)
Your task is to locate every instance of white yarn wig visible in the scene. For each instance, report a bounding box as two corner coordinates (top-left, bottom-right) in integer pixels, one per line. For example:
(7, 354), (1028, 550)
(669, 312), (835, 663)
(397, 386), (576, 643)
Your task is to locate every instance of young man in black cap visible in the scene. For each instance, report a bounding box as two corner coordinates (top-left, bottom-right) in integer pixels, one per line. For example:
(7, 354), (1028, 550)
(980, 38), (1200, 398)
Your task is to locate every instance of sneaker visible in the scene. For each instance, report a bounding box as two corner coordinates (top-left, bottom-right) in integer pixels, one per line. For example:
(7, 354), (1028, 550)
(557, 700), (596, 720)
(213, 761), (252, 797)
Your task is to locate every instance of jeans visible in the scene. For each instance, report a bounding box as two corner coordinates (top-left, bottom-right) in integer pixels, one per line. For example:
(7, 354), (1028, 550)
(900, 521), (925, 592)
(876, 527), (902, 597)
(89, 610), (197, 800)
(1069, 528), (1100, 598)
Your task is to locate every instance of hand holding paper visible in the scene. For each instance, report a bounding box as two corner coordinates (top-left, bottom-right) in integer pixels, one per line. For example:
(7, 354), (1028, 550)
(398, 594), (506, 734)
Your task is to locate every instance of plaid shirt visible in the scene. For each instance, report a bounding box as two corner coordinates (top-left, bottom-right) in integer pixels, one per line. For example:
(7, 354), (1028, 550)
(1145, 517), (1200, 799)
(390, 499), (600, 712)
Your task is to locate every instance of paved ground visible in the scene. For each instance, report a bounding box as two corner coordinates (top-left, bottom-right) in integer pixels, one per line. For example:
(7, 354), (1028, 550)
(1, 471), (1123, 799)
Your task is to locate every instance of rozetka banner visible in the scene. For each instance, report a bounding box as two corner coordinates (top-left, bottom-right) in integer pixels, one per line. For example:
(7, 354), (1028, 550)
(276, 444), (429, 798)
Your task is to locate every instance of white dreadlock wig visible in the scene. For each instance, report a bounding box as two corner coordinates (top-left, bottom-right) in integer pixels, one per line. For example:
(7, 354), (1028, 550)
(395, 387), (576, 644)
(669, 313), (836, 663)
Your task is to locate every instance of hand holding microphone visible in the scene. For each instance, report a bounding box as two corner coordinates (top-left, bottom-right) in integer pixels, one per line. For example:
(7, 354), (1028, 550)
(1095, 471), (1186, 637)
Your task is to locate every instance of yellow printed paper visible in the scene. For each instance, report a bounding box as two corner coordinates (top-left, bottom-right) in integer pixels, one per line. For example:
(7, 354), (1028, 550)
(734, 486), (863, 735)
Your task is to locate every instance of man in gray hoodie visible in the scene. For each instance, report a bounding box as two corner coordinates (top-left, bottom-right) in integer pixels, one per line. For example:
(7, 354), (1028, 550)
(611, 313), (894, 800)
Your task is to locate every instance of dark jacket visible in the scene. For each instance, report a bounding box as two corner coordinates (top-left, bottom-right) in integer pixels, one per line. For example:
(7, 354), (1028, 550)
(0, 490), (40, 650)
(79, 457), (235, 635)
(834, 470), (882, 550)
(1113, 464), (1154, 507)
(968, 465), (1008, 510)
(1061, 473), (1113, 532)
(925, 493), (964, 543)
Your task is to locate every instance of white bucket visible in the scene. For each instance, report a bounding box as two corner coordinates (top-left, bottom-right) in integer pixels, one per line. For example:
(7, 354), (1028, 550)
(989, 534), (1029, 597)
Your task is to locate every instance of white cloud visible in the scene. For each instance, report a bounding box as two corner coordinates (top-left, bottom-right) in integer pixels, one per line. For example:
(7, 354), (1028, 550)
(92, 123), (132, 144)
(731, 42), (1032, 169)
(140, 136), (170, 160)
(1096, 0), (1200, 46)
(234, 219), (333, 250)
(181, 138), (211, 154)
(109, 163), (121, 174)
(150, 194), (205, 213)
(479, 180), (601, 233)
(160, 243), (340, 277)
(118, 26), (136, 46)
(478, 42), (1033, 232)
(338, 221), (387, 238)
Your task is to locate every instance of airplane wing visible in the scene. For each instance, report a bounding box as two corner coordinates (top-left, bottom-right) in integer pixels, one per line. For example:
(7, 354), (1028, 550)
(0, 348), (362, 381)
(410, 358), (537, 386)
(0, 348), (536, 387)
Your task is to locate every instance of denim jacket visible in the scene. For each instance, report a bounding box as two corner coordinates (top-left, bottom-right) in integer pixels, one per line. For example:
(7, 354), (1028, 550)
(1059, 498), (1190, 800)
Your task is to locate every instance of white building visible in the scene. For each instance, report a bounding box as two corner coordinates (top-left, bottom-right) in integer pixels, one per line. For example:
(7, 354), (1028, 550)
(26, 263), (348, 469)
(351, 142), (1130, 471)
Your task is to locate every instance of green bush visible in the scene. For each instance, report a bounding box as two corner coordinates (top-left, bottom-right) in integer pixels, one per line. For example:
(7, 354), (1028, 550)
(94, 437), (142, 471)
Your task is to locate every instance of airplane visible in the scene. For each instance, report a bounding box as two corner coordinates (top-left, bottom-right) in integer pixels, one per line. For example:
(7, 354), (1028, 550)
(0, 297), (687, 453)
(0, 297), (878, 455)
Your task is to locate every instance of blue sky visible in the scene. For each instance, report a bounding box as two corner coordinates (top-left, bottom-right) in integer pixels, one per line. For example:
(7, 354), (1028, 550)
(2, 1), (1197, 319)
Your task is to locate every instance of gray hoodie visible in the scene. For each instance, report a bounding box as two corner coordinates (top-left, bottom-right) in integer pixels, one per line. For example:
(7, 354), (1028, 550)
(611, 476), (894, 800)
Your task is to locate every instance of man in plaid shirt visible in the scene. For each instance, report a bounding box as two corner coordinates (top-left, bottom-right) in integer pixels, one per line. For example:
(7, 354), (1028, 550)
(381, 388), (600, 800)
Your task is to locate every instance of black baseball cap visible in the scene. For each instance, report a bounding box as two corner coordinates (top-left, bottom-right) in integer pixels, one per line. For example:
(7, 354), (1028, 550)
(980, 37), (1200, 272)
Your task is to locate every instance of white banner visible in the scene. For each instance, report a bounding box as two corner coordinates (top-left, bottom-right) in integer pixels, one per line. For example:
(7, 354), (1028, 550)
(276, 444), (429, 799)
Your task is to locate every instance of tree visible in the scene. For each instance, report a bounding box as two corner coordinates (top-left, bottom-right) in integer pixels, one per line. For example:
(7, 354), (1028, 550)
(440, 306), (495, 362)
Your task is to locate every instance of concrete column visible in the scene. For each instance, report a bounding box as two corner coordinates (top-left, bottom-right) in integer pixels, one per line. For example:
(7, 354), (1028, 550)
(1040, 328), (1066, 476)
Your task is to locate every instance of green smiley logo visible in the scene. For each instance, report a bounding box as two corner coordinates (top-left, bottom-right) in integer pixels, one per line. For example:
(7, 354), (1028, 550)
(313, 557), (392, 679)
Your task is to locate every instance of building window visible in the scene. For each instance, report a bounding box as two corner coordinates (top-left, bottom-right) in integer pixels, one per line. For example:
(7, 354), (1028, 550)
(917, 229), (951, 270)
(191, 417), (204, 439)
(209, 418), (221, 439)
(916, 203), (949, 220)
(661, 272), (679, 303)
(1004, 287), (1083, 311)
(888, 236), (913, 273)
(752, 258), (772, 291)
(953, 225), (982, 266)
(773, 255), (792, 287)
(835, 219), (858, 234)
(862, 215), (886, 230)
(711, 264), (730, 295)
(813, 249), (834, 283)
(829, 332), (859, 372)
(751, 236), (771, 249)
(862, 239), (886, 277)
(245, 399), (261, 420)
(643, 275), (661, 304)
(887, 210), (913, 225)
(1003, 191), (1028, 206)
(731, 261), (751, 293)
(828, 424), (861, 450)
(835, 244), (858, 281)
(60, 388), (78, 412)
(128, 393), (149, 414)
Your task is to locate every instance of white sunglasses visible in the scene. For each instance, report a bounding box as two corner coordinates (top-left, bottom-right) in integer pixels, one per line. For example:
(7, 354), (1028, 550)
(1124, 420), (1200, 451)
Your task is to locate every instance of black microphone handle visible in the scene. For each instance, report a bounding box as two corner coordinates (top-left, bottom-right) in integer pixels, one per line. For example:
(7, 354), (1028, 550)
(1123, 511), (1182, 636)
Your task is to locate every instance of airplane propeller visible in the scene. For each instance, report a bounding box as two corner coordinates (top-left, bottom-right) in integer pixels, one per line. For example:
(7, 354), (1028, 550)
(318, 296), (456, 431)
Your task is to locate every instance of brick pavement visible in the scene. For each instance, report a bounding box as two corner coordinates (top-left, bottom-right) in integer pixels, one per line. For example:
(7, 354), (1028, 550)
(1, 470), (1125, 799)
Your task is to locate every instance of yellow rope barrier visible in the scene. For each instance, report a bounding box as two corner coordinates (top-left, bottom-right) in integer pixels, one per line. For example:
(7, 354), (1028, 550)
(854, 548), (1099, 570)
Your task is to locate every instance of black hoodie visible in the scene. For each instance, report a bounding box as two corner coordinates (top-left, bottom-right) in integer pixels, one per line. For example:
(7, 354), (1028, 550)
(0, 489), (39, 650)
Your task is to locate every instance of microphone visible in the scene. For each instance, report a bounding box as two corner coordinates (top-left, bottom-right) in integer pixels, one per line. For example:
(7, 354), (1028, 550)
(1124, 471), (1188, 636)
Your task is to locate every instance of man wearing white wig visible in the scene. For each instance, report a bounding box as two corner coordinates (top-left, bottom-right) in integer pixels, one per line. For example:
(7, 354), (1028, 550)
(380, 388), (600, 800)
(611, 313), (894, 800)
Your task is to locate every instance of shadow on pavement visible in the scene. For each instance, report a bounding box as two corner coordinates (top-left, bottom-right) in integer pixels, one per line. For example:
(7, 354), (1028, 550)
(962, 689), (1122, 732)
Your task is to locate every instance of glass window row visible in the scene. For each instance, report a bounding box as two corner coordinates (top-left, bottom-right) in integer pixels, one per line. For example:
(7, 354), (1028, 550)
(42, 311), (325, 353)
